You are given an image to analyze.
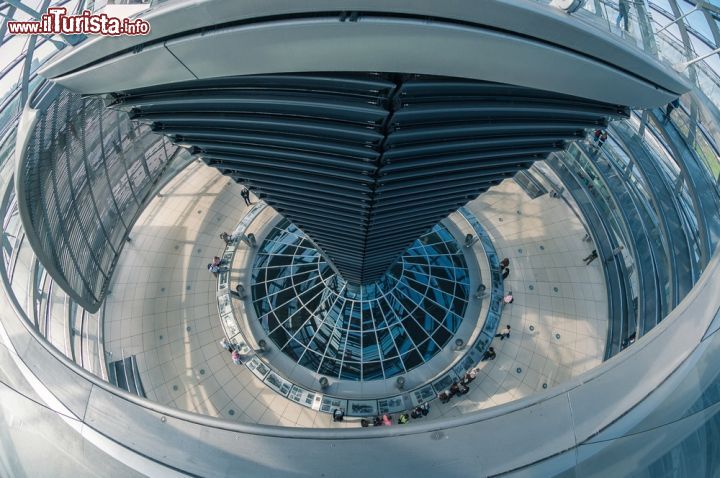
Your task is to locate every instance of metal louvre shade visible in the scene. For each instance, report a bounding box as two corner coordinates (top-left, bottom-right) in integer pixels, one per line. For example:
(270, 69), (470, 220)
(111, 72), (628, 284)
(17, 88), (179, 313)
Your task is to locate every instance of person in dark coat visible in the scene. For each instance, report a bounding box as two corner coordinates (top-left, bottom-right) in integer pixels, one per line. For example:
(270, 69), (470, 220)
(482, 347), (496, 361)
(583, 250), (598, 265)
(241, 187), (251, 206)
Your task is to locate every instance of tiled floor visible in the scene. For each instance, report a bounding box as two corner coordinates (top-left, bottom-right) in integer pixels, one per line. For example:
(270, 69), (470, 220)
(104, 163), (607, 427)
(429, 180), (608, 419)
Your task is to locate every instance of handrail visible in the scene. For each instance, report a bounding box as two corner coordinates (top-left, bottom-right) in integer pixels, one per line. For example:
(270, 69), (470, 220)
(214, 203), (503, 413)
(97, 301), (107, 381)
(546, 152), (630, 357)
(647, 109), (720, 259)
(577, 140), (660, 336)
(0, 132), (713, 437)
(1, 1), (720, 474)
(611, 118), (684, 310)
(1, 118), (720, 475)
(2, 194), (720, 477)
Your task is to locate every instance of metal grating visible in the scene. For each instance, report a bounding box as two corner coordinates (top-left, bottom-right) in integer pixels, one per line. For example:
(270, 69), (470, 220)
(20, 88), (178, 313)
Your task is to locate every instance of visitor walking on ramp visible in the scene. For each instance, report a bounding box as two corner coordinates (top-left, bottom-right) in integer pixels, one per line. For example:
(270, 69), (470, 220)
(583, 250), (598, 265)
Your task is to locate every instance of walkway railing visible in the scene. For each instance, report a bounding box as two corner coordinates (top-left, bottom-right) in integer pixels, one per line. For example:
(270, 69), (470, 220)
(546, 152), (633, 357)
(2, 168), (720, 475)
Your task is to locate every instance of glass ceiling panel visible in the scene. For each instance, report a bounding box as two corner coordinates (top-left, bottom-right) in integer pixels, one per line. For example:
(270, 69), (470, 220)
(252, 219), (469, 381)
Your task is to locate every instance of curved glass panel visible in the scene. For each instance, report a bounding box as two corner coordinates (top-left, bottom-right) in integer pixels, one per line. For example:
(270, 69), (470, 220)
(18, 88), (178, 312)
(252, 220), (469, 381)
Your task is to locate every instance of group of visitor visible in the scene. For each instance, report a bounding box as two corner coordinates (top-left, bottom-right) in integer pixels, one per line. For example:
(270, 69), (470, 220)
(212, 208), (517, 429)
(207, 255), (226, 275)
(220, 338), (243, 365)
(333, 403), (432, 426)
(438, 369), (480, 403)
(361, 403), (430, 427)
(219, 231), (233, 245)
(591, 129), (609, 151)
(500, 257), (510, 280)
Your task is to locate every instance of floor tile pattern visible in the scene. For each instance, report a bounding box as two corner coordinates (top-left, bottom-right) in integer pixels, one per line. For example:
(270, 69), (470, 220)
(104, 164), (607, 427)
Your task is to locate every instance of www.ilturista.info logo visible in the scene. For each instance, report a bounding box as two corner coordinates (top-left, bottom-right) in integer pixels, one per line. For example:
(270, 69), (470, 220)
(8, 7), (150, 36)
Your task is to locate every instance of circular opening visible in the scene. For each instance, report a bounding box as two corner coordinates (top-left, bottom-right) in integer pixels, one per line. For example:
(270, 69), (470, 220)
(251, 221), (470, 381)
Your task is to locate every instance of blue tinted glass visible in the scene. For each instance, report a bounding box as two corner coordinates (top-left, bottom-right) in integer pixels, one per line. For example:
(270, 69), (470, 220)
(252, 220), (470, 380)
